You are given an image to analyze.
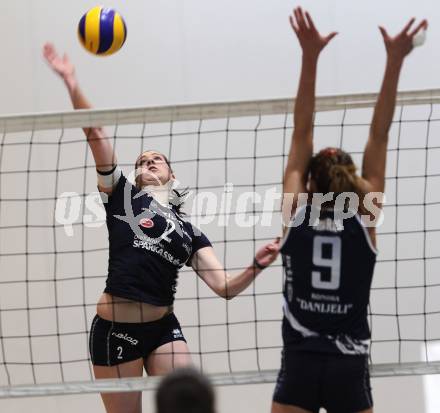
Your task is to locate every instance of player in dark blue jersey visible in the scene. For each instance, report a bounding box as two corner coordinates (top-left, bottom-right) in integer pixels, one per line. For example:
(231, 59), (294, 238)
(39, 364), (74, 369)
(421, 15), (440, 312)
(43, 44), (280, 413)
(272, 8), (427, 413)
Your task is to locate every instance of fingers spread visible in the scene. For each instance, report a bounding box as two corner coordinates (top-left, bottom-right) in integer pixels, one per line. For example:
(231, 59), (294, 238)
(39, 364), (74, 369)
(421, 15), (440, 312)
(43, 45), (51, 57)
(293, 8), (300, 25)
(304, 11), (316, 32)
(409, 19), (428, 37)
(402, 17), (416, 34)
(325, 32), (338, 43)
(378, 26), (388, 40)
(289, 15), (299, 34)
(294, 7), (308, 31)
(43, 43), (57, 60)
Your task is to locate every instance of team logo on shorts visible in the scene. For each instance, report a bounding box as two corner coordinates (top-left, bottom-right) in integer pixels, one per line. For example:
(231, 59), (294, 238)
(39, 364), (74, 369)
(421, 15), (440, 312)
(111, 332), (139, 346)
(172, 328), (183, 339)
(139, 218), (154, 228)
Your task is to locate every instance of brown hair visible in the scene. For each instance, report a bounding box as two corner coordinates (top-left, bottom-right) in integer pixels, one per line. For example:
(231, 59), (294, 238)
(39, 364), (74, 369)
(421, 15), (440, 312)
(134, 151), (188, 216)
(309, 147), (363, 209)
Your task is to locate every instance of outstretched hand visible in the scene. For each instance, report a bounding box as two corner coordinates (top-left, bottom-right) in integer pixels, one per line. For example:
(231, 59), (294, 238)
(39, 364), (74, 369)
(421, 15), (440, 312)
(43, 43), (75, 82)
(289, 7), (337, 58)
(254, 238), (281, 268)
(379, 18), (428, 61)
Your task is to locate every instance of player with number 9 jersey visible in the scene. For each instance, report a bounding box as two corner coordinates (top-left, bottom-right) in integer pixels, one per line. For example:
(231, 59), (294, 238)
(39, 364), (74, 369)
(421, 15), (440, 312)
(272, 7), (427, 413)
(280, 204), (377, 356)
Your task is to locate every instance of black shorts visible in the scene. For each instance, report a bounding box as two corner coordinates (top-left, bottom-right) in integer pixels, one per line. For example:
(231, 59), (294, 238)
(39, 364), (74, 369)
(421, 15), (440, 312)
(273, 349), (372, 413)
(89, 313), (187, 366)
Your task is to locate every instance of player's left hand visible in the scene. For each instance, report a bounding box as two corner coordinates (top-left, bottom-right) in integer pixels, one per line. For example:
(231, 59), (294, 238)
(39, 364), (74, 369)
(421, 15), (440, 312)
(379, 18), (428, 61)
(254, 237), (281, 268)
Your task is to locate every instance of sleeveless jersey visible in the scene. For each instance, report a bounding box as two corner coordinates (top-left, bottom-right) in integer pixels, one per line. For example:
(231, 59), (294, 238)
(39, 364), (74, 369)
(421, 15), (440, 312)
(101, 173), (211, 306)
(280, 205), (377, 355)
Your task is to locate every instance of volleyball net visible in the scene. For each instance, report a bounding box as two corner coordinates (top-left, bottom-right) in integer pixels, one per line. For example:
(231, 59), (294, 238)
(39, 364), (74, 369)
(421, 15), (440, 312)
(0, 89), (440, 398)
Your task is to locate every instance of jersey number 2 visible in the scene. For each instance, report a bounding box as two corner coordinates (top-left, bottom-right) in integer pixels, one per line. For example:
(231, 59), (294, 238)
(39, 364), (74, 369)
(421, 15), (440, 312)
(312, 236), (341, 290)
(161, 219), (176, 243)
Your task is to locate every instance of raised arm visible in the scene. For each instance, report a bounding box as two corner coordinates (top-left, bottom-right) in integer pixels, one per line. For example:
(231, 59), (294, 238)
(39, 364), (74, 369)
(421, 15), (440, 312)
(43, 43), (117, 185)
(190, 239), (279, 300)
(362, 19), (428, 194)
(283, 8), (337, 210)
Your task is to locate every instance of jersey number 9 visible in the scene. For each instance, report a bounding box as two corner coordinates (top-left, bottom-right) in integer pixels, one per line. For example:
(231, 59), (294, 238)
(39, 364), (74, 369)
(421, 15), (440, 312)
(312, 236), (341, 290)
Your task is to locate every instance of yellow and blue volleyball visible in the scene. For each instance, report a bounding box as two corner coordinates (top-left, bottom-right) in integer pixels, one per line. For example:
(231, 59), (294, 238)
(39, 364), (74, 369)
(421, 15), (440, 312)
(78, 6), (127, 56)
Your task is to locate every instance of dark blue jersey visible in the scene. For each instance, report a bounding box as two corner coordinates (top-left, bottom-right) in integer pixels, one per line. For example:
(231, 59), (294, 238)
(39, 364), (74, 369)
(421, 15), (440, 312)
(101, 173), (211, 306)
(280, 205), (377, 355)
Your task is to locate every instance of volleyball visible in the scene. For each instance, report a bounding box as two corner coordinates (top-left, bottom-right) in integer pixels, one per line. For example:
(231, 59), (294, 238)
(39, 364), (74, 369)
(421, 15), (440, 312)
(78, 6), (127, 56)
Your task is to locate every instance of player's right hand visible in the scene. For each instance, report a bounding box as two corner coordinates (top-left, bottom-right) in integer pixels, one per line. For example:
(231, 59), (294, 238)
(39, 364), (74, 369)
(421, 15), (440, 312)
(289, 7), (337, 59)
(43, 43), (76, 83)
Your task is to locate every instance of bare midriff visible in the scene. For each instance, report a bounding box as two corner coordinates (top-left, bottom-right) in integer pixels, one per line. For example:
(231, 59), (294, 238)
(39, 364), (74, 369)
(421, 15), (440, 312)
(96, 293), (172, 323)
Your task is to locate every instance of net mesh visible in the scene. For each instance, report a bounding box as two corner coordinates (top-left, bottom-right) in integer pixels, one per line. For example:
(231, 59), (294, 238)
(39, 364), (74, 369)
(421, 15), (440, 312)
(1, 89), (440, 397)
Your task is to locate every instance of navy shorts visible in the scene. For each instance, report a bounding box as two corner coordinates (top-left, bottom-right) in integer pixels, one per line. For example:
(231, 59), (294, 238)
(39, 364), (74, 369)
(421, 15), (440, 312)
(89, 313), (186, 366)
(273, 348), (373, 413)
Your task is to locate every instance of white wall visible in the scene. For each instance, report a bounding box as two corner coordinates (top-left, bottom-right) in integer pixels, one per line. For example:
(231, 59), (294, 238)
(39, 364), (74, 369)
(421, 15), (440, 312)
(0, 0), (439, 115)
(0, 1), (440, 412)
